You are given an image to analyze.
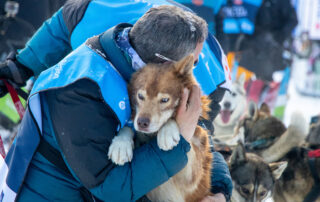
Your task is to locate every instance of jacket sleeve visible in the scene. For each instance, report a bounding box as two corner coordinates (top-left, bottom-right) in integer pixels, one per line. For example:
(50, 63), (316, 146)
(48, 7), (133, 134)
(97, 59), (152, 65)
(90, 137), (190, 201)
(45, 79), (190, 202)
(16, 8), (71, 76)
(208, 88), (233, 201)
(211, 151), (233, 201)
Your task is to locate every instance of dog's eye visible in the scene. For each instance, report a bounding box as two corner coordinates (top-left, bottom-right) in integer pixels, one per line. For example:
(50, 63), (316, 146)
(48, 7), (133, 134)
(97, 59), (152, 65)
(138, 93), (145, 101)
(240, 187), (250, 195)
(160, 98), (169, 103)
(259, 191), (267, 198)
(231, 92), (237, 97)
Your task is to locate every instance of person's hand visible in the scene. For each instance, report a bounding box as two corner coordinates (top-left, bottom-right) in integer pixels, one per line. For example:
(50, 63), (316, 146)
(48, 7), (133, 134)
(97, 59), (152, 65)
(176, 85), (201, 143)
(199, 193), (226, 202)
(0, 53), (33, 97)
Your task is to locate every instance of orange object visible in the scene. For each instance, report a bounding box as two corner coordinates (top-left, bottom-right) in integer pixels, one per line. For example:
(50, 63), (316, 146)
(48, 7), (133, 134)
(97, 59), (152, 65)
(227, 52), (255, 81)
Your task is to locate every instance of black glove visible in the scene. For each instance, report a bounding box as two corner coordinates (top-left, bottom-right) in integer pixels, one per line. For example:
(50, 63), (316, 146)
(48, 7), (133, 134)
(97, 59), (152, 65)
(0, 52), (33, 97)
(198, 87), (226, 136)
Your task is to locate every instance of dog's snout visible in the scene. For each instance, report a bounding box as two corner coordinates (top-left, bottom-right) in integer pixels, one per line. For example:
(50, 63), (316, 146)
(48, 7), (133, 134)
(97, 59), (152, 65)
(224, 101), (231, 109)
(137, 117), (150, 129)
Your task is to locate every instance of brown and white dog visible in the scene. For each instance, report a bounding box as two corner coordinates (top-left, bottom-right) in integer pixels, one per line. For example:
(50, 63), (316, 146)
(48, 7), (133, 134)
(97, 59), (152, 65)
(108, 55), (212, 202)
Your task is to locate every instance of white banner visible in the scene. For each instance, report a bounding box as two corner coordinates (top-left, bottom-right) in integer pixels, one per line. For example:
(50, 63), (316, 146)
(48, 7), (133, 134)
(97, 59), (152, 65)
(309, 0), (320, 39)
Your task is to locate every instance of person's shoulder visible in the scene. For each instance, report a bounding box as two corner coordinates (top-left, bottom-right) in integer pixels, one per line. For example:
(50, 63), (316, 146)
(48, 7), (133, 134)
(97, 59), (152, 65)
(62, 0), (91, 34)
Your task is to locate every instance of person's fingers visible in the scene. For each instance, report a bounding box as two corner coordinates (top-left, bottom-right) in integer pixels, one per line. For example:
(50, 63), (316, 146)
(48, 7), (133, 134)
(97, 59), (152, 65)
(188, 85), (201, 112)
(177, 88), (190, 114)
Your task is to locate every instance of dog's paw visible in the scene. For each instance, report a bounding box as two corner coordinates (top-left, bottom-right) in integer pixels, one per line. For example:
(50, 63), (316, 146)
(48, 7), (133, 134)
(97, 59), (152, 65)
(157, 119), (180, 151)
(108, 127), (134, 165)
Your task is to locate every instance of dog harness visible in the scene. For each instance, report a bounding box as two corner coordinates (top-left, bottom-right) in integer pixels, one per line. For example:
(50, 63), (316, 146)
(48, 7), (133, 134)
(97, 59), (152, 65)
(304, 149), (320, 202)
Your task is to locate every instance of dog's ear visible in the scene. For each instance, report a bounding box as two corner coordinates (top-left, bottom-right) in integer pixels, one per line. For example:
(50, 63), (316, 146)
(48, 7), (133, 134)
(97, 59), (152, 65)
(269, 161), (288, 180)
(229, 142), (247, 168)
(174, 54), (194, 76)
(237, 73), (246, 87)
(260, 103), (270, 115)
(248, 101), (258, 120)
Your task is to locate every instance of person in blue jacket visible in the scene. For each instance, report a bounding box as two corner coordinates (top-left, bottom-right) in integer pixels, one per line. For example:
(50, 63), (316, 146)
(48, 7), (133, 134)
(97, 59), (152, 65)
(0, 1), (232, 201)
(174, 0), (226, 34)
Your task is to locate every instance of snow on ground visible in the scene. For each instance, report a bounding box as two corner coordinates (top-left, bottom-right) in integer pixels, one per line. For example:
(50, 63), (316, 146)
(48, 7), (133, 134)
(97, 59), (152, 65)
(284, 57), (320, 128)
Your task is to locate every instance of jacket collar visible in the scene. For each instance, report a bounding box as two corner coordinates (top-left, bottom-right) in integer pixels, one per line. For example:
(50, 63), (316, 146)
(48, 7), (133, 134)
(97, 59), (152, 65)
(99, 23), (145, 82)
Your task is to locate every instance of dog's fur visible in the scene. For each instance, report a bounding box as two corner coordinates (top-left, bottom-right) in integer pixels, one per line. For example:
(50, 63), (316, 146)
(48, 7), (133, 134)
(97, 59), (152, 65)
(270, 120), (320, 202)
(273, 117), (320, 202)
(273, 146), (320, 202)
(235, 102), (308, 162)
(213, 74), (246, 144)
(229, 143), (287, 202)
(234, 103), (320, 201)
(108, 55), (212, 202)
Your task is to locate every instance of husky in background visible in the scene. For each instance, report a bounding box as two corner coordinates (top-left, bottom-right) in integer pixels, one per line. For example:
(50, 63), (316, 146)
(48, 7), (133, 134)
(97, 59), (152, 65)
(229, 143), (287, 202)
(213, 74), (246, 144)
(235, 102), (308, 162)
(273, 146), (320, 202)
(108, 55), (213, 202)
(306, 118), (320, 149)
(235, 103), (320, 201)
(273, 119), (320, 202)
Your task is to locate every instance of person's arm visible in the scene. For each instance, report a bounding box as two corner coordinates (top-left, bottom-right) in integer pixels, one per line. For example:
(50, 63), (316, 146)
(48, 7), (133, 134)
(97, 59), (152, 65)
(90, 137), (190, 201)
(45, 80), (201, 201)
(0, 0), (90, 97)
(16, 8), (71, 76)
(210, 151), (233, 201)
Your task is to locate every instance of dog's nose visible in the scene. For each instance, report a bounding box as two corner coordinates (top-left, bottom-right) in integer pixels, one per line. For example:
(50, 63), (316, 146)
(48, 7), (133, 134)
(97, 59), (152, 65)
(224, 102), (231, 109)
(137, 117), (150, 129)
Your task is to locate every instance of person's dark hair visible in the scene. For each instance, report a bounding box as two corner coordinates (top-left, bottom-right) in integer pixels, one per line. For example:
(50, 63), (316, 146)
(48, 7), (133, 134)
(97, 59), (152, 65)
(129, 5), (208, 63)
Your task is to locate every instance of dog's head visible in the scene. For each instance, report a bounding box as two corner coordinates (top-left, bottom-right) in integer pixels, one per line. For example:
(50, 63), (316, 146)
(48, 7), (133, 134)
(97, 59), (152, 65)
(128, 55), (200, 134)
(229, 143), (287, 202)
(306, 119), (320, 148)
(236, 102), (286, 146)
(216, 73), (246, 126)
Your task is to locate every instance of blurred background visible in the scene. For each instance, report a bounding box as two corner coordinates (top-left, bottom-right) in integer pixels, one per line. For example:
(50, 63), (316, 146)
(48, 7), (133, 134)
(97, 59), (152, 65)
(176, 0), (320, 126)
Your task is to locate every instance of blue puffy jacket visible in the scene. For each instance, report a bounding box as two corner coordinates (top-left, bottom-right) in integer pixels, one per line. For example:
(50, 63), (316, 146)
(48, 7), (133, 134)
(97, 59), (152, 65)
(9, 0), (232, 201)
